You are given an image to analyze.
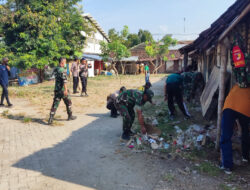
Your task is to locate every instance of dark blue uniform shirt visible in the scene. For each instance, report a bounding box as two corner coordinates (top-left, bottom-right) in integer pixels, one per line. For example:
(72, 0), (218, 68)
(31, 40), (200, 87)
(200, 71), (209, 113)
(0, 65), (10, 86)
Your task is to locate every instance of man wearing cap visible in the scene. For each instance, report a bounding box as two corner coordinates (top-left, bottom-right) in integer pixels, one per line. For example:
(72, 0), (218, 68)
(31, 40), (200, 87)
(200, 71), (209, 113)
(115, 89), (154, 140)
(0, 57), (12, 107)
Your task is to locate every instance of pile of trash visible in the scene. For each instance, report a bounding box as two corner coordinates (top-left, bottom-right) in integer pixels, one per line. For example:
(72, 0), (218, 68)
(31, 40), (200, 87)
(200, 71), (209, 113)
(124, 124), (218, 151)
(173, 124), (217, 150)
(123, 134), (170, 150)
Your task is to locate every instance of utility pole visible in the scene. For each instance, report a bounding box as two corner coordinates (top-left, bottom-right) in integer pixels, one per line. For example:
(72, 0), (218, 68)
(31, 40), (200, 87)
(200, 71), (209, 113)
(184, 17), (186, 33)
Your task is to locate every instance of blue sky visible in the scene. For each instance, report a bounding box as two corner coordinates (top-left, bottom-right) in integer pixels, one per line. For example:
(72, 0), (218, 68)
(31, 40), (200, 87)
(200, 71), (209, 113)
(81, 0), (236, 40)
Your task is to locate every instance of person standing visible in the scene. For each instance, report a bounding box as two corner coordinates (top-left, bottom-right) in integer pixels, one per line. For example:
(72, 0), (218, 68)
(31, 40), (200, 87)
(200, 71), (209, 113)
(164, 73), (191, 120)
(48, 58), (77, 125)
(79, 58), (88, 97)
(116, 89), (154, 140)
(220, 85), (250, 174)
(71, 57), (79, 94)
(145, 63), (150, 83)
(0, 57), (12, 107)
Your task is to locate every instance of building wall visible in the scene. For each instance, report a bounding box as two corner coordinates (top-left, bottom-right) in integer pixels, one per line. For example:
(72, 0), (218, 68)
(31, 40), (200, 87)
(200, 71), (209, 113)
(83, 30), (108, 55)
(197, 13), (250, 85)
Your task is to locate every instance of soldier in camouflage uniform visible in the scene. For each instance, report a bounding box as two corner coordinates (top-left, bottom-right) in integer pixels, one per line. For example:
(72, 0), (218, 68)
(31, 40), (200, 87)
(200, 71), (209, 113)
(115, 89), (154, 140)
(48, 58), (77, 125)
(181, 66), (195, 101)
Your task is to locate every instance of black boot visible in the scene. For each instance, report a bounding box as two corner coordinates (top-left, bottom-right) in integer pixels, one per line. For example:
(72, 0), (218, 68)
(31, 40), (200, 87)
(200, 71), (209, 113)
(68, 114), (77, 121)
(121, 131), (130, 141)
(48, 115), (54, 125)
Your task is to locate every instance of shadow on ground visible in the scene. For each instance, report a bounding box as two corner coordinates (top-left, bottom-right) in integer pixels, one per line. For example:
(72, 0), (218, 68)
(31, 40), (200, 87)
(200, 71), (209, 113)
(12, 78), (167, 190)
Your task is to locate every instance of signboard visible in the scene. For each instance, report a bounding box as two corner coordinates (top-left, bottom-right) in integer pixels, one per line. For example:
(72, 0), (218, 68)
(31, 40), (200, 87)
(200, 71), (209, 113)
(18, 69), (39, 86)
(232, 45), (245, 68)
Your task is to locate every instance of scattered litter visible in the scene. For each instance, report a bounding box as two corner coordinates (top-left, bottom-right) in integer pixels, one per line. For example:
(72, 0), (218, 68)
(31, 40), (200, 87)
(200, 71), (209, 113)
(152, 118), (159, 126)
(178, 168), (188, 175)
(149, 139), (156, 144)
(196, 134), (204, 142)
(163, 143), (170, 149)
(174, 126), (183, 134)
(136, 137), (142, 145)
(142, 135), (148, 141)
(128, 145), (134, 149)
(151, 143), (159, 150)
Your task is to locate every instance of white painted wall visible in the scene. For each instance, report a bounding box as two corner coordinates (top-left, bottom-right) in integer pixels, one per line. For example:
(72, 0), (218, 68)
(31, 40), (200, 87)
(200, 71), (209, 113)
(83, 30), (108, 55)
(87, 60), (95, 77)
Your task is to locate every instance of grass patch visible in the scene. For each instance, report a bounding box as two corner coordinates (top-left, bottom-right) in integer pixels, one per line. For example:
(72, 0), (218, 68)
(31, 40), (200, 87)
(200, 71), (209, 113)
(1, 110), (9, 117)
(194, 162), (220, 176)
(219, 184), (239, 190)
(23, 117), (32, 123)
(163, 173), (175, 182)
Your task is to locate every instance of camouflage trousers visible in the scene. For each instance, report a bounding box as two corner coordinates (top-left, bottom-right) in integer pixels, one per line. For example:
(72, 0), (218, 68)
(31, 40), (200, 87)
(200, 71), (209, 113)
(50, 91), (72, 117)
(117, 103), (135, 133)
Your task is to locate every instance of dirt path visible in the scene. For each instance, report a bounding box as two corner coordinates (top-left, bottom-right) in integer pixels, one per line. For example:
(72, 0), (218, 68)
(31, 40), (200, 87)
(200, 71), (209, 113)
(0, 77), (240, 190)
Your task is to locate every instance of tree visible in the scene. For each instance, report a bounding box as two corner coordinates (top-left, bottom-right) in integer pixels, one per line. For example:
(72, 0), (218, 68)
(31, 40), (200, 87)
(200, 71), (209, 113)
(0, 0), (91, 69)
(101, 26), (131, 75)
(145, 35), (177, 74)
(138, 29), (153, 43)
(100, 40), (130, 75)
(125, 34), (140, 48)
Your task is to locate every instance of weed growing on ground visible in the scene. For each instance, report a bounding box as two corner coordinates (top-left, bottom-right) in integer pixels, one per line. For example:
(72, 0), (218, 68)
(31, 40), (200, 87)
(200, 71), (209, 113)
(23, 117), (32, 123)
(1, 110), (9, 117)
(194, 162), (220, 176)
(219, 183), (239, 190)
(163, 173), (175, 182)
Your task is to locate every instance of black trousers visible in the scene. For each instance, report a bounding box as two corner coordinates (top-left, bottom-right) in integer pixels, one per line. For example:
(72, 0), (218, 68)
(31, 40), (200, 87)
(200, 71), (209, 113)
(73, 77), (79, 93)
(106, 101), (118, 116)
(80, 76), (87, 93)
(0, 84), (11, 105)
(167, 83), (189, 117)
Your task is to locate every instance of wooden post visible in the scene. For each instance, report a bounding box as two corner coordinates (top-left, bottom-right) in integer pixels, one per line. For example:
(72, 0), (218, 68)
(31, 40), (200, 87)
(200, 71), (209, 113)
(215, 38), (230, 150)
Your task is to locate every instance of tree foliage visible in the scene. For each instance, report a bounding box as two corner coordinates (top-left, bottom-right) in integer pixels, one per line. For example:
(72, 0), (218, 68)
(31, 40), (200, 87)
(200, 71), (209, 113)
(0, 0), (91, 69)
(145, 35), (177, 73)
(101, 26), (131, 75)
(107, 27), (154, 49)
(138, 29), (153, 43)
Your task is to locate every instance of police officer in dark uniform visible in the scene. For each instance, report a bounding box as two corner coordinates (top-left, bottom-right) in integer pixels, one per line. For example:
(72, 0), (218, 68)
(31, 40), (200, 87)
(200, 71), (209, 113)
(48, 58), (77, 125)
(0, 57), (12, 107)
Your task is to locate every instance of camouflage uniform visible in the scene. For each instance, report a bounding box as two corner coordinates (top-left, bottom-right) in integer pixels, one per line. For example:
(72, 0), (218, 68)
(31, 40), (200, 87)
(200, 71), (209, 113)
(192, 72), (205, 101)
(230, 34), (250, 88)
(115, 90), (144, 134)
(50, 67), (72, 117)
(181, 72), (195, 101)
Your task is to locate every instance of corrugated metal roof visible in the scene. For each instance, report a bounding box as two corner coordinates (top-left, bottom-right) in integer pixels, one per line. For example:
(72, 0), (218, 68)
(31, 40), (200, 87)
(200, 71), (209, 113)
(180, 0), (250, 53)
(83, 13), (110, 43)
(168, 44), (187, 50)
(121, 56), (139, 62)
(83, 54), (103, 61)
